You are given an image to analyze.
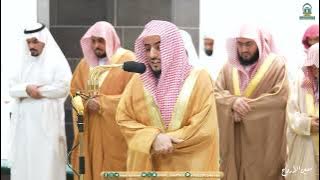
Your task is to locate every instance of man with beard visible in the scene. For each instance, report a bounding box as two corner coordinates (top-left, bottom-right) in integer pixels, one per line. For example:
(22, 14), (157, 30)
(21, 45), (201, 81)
(286, 43), (319, 180)
(116, 20), (220, 173)
(204, 35), (214, 57)
(214, 24), (289, 180)
(9, 22), (72, 180)
(198, 32), (226, 81)
(70, 21), (135, 180)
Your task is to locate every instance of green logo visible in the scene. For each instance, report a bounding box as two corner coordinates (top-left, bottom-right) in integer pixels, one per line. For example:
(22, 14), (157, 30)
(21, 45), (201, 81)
(299, 3), (316, 20)
(105, 172), (120, 178)
(141, 171), (157, 177)
(185, 172), (192, 177)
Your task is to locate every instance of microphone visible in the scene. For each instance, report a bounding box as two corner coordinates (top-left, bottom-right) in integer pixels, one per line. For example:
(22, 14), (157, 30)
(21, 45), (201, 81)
(99, 61), (146, 74)
(122, 61), (146, 74)
(70, 92), (84, 115)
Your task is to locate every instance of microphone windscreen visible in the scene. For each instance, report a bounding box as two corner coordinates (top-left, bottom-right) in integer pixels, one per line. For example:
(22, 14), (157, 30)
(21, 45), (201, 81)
(123, 61), (146, 74)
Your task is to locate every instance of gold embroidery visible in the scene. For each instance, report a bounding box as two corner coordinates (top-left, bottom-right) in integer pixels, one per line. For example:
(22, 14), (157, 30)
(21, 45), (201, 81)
(143, 89), (165, 132)
(143, 68), (201, 132)
(167, 68), (200, 131)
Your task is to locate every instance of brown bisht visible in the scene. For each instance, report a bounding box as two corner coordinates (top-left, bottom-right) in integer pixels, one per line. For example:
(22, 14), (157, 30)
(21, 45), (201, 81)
(215, 54), (289, 180)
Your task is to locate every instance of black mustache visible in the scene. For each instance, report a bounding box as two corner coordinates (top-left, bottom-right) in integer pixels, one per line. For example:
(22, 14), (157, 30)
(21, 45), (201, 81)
(29, 48), (37, 51)
(151, 58), (160, 61)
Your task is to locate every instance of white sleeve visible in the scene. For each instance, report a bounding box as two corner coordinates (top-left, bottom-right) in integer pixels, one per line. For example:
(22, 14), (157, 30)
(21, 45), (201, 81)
(38, 61), (72, 99)
(287, 75), (312, 136)
(9, 74), (29, 98)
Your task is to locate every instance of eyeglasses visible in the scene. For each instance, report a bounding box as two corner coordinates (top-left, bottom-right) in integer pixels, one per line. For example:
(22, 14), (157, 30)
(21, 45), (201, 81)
(236, 41), (255, 48)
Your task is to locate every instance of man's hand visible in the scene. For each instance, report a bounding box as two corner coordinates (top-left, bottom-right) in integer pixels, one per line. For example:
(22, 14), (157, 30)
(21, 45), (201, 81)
(86, 97), (100, 112)
(26, 85), (43, 99)
(232, 97), (251, 117)
(310, 117), (319, 134)
(151, 133), (183, 155)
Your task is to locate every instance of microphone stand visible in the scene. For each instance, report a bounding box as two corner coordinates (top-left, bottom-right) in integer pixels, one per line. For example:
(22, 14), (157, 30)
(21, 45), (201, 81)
(77, 112), (85, 180)
(70, 66), (106, 180)
(71, 62), (144, 180)
(71, 92), (88, 180)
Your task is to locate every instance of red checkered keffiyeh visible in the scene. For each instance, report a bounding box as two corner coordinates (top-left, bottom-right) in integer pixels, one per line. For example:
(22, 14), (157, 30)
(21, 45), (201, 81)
(302, 43), (319, 102)
(80, 21), (121, 66)
(302, 24), (319, 49)
(134, 20), (192, 127)
(226, 24), (278, 92)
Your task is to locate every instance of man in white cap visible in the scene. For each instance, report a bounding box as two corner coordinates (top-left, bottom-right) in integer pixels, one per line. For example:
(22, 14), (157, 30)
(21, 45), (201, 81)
(204, 34), (215, 57)
(9, 22), (72, 180)
(199, 32), (226, 81)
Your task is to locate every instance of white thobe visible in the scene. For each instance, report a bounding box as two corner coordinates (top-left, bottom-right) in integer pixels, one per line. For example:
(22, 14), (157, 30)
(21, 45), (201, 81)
(286, 71), (319, 180)
(9, 55), (71, 180)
